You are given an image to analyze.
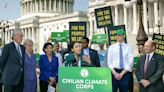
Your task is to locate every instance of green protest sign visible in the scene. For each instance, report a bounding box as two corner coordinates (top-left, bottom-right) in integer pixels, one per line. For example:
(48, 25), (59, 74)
(153, 33), (164, 55)
(35, 53), (40, 65)
(51, 32), (67, 42)
(63, 30), (69, 38)
(58, 67), (112, 92)
(92, 34), (108, 44)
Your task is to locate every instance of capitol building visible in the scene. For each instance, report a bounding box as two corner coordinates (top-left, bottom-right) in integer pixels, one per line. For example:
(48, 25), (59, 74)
(0, 0), (164, 54)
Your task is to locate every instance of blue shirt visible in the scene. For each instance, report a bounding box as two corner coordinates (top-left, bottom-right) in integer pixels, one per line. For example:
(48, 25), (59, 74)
(98, 49), (108, 67)
(83, 48), (90, 56)
(39, 54), (59, 81)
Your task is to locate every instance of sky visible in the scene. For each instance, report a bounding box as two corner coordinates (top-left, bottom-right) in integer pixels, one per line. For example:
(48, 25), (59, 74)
(0, 0), (88, 20)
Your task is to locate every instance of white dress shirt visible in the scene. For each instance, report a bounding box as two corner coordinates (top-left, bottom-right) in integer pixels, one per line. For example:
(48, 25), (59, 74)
(107, 42), (134, 72)
(146, 52), (154, 62)
(55, 51), (63, 66)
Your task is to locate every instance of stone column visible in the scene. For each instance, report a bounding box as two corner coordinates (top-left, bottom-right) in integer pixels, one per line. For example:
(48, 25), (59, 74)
(24, 3), (26, 14)
(71, 2), (73, 13)
(89, 15), (94, 35)
(25, 28), (27, 39)
(32, 0), (34, 12)
(22, 3), (24, 15)
(54, 0), (56, 12)
(30, 1), (32, 13)
(133, 2), (138, 34)
(27, 1), (30, 13)
(9, 30), (11, 42)
(59, 0), (61, 12)
(28, 28), (31, 39)
(32, 27), (35, 42)
(22, 29), (25, 41)
(63, 1), (65, 13)
(154, 2), (159, 33)
(124, 7), (128, 32)
(143, 0), (148, 33)
(5, 31), (7, 44)
(7, 31), (9, 43)
(28, 1), (30, 13)
(36, 28), (39, 43)
(26, 28), (28, 39)
(114, 5), (119, 25)
(69, 2), (72, 13)
(39, 0), (42, 12)
(44, 0), (47, 11)
(35, 0), (37, 12)
(67, 2), (70, 13)
(93, 19), (97, 34)
(66, 1), (69, 14)
(49, 0), (52, 11)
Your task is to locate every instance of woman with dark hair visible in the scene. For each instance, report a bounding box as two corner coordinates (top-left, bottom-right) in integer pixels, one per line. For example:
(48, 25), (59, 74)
(39, 43), (59, 92)
(64, 42), (92, 67)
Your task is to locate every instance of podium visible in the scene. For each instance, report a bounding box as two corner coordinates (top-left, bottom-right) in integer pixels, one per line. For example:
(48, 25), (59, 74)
(58, 67), (112, 92)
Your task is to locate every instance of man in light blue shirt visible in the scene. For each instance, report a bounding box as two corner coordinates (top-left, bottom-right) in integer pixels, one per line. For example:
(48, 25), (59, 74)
(98, 44), (107, 67)
(107, 29), (134, 92)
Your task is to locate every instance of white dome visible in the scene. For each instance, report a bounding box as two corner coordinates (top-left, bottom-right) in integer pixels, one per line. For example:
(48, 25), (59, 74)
(21, 0), (74, 17)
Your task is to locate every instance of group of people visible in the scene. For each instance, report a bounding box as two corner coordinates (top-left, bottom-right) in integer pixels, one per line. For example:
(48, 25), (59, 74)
(0, 28), (163, 92)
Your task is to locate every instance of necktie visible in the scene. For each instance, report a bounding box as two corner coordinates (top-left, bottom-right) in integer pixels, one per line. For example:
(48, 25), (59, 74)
(119, 44), (124, 68)
(144, 55), (150, 74)
(17, 45), (23, 65)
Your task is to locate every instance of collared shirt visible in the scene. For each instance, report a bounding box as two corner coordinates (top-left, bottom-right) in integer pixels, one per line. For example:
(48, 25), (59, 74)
(107, 42), (134, 72)
(0, 48), (2, 56)
(98, 49), (108, 67)
(54, 51), (63, 66)
(13, 41), (22, 56)
(146, 52), (154, 62)
(13, 41), (19, 48)
(83, 48), (90, 56)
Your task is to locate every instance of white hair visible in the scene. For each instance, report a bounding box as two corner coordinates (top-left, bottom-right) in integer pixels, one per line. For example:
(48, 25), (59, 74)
(12, 28), (22, 39)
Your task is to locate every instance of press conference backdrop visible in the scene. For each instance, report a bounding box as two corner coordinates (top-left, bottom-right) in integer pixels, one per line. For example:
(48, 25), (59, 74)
(58, 67), (112, 92)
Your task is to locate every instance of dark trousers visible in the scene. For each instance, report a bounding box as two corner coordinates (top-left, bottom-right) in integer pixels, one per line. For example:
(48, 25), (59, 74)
(4, 73), (24, 92)
(128, 72), (133, 92)
(40, 80), (49, 92)
(0, 83), (2, 92)
(112, 69), (132, 92)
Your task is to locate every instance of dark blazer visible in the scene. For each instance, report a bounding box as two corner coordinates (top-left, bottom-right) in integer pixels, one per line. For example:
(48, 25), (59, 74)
(136, 53), (164, 92)
(0, 42), (25, 85)
(81, 48), (100, 67)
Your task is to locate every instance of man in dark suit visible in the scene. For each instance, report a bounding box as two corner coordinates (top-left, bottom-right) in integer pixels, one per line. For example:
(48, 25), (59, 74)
(0, 29), (25, 92)
(81, 36), (100, 67)
(136, 40), (164, 92)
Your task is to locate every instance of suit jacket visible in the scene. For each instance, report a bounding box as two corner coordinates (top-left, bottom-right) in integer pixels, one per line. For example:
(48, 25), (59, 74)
(81, 48), (100, 67)
(39, 54), (59, 81)
(136, 53), (164, 92)
(0, 42), (25, 85)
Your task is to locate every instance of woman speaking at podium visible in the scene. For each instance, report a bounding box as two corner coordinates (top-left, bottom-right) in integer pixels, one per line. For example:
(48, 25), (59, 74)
(63, 41), (93, 67)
